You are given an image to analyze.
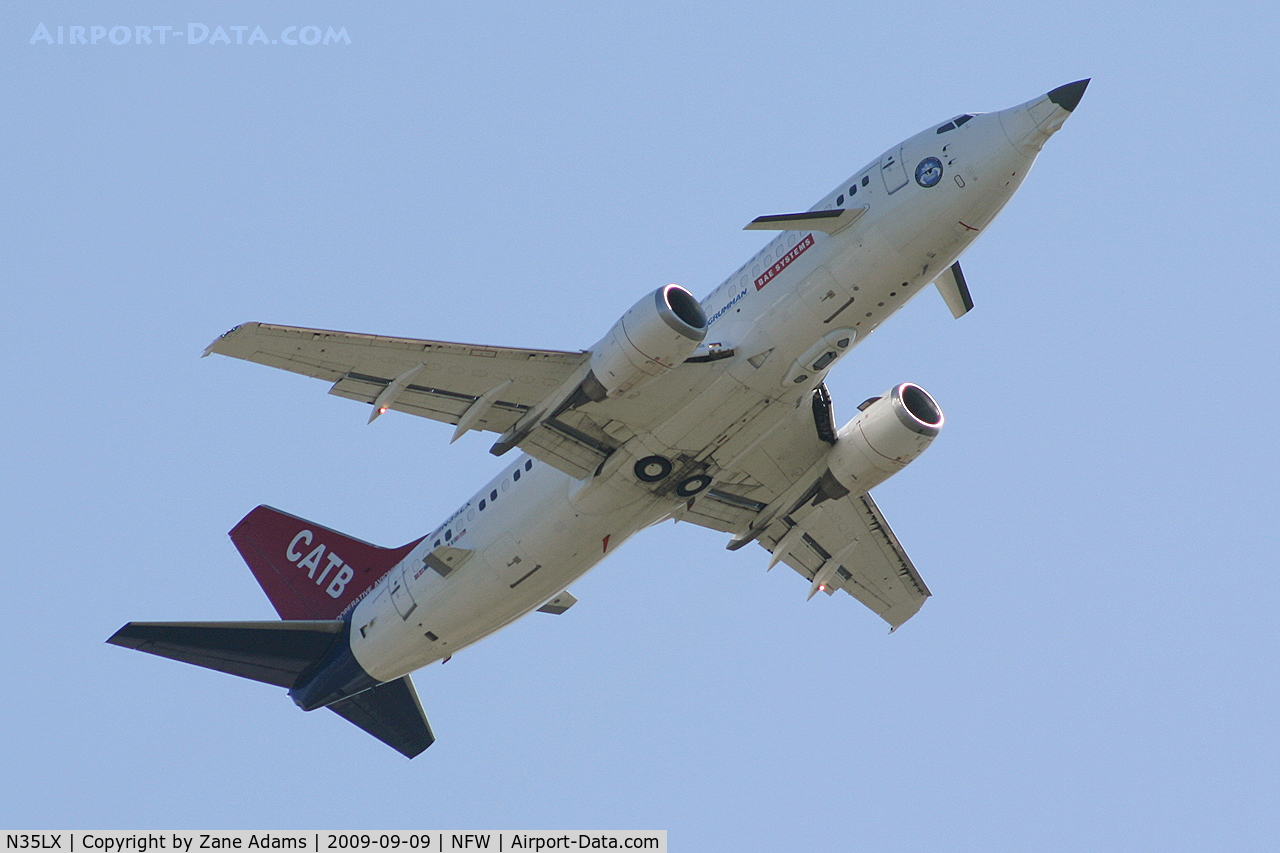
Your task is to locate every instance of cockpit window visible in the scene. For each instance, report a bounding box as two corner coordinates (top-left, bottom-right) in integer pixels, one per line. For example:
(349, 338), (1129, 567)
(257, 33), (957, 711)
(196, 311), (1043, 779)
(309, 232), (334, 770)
(936, 114), (974, 134)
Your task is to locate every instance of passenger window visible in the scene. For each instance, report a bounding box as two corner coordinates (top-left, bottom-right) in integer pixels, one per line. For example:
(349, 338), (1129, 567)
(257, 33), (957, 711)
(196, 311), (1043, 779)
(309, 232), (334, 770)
(837, 194), (844, 205)
(479, 499), (486, 510)
(490, 489), (498, 501)
(502, 479), (510, 491)
(524, 460), (533, 471)
(513, 469), (521, 482)
(467, 509), (475, 521)
(445, 530), (452, 541)
(861, 175), (869, 187)
(433, 539), (440, 548)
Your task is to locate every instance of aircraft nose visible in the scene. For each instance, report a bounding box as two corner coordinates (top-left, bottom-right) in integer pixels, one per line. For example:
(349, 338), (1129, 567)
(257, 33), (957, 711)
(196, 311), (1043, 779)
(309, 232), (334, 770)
(1047, 79), (1090, 113)
(997, 78), (1090, 156)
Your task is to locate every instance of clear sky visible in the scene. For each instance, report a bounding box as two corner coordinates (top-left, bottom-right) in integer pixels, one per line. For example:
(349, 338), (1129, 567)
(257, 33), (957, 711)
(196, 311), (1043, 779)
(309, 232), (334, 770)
(3, 2), (1278, 849)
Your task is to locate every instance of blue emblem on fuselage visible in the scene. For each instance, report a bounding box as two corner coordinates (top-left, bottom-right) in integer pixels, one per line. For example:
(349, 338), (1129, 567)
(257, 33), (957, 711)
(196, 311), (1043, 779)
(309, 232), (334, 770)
(915, 157), (943, 188)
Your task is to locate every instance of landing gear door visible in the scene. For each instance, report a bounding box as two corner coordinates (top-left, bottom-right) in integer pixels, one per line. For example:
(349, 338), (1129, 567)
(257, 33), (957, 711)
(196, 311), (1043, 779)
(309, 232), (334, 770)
(881, 146), (908, 194)
(390, 564), (417, 619)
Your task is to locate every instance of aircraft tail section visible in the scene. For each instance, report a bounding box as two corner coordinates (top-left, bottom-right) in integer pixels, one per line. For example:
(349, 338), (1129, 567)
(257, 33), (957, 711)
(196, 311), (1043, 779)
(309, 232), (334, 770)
(107, 620), (344, 687)
(329, 677), (435, 758)
(230, 505), (425, 620)
(107, 620), (435, 757)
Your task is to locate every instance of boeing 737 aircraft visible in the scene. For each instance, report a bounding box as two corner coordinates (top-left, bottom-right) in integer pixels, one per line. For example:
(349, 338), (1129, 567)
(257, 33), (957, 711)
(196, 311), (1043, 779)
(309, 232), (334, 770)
(110, 80), (1089, 757)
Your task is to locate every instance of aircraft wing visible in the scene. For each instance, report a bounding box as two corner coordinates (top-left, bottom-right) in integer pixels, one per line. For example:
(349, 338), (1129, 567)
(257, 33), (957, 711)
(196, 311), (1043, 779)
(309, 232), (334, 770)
(752, 491), (929, 629)
(206, 322), (722, 481)
(679, 389), (931, 629)
(205, 322), (589, 440)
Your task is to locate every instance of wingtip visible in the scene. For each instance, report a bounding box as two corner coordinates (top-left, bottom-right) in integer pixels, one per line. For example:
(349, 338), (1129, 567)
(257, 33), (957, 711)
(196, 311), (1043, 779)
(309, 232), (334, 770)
(203, 322), (255, 358)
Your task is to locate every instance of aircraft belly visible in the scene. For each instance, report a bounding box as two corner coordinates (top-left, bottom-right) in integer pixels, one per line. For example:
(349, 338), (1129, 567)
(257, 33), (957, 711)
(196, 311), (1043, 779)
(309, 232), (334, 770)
(649, 378), (760, 453)
(351, 467), (670, 683)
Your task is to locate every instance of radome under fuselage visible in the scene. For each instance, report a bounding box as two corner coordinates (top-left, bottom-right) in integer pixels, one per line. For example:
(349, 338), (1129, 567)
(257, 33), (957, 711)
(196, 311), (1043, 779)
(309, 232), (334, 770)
(345, 88), (1075, 683)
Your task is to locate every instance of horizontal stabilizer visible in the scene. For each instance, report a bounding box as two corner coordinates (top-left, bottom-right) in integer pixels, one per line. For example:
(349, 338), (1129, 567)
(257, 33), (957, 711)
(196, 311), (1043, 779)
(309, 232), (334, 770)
(745, 207), (867, 234)
(106, 620), (344, 688)
(935, 261), (974, 318)
(328, 676), (435, 758)
(109, 620), (437, 757)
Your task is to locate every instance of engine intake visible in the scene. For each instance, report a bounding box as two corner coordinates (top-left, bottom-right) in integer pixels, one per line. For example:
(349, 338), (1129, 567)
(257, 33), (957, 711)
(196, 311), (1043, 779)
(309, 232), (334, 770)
(818, 383), (943, 499)
(585, 284), (708, 399)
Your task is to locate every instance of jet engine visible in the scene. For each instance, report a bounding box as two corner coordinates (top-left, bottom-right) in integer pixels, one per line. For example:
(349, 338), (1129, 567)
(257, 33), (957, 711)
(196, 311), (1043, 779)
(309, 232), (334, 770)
(816, 383), (944, 499)
(583, 284), (708, 399)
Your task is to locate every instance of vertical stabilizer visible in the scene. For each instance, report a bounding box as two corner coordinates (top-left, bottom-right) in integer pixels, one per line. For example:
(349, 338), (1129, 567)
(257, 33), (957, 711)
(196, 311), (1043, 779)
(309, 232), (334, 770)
(230, 505), (424, 620)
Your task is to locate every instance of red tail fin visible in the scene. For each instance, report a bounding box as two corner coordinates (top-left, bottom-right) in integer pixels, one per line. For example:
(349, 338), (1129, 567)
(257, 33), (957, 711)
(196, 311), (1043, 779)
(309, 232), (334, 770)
(230, 506), (424, 620)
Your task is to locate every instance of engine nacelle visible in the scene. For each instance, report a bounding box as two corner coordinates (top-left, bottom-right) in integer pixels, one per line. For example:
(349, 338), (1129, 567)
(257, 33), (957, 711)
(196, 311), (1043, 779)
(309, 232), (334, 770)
(819, 383), (944, 498)
(585, 284), (708, 399)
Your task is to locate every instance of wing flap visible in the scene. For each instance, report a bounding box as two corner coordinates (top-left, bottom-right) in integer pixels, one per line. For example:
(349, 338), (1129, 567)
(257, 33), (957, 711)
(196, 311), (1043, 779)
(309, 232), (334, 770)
(328, 372), (528, 435)
(758, 493), (930, 628)
(520, 412), (618, 479)
(206, 322), (588, 432)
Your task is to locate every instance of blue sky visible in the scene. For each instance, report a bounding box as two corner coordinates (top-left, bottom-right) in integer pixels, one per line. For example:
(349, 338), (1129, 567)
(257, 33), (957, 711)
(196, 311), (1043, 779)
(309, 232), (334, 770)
(3, 2), (1278, 849)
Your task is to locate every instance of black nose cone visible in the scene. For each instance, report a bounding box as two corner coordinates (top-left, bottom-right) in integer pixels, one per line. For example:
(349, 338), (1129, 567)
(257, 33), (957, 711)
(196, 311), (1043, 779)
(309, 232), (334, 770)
(1047, 79), (1090, 113)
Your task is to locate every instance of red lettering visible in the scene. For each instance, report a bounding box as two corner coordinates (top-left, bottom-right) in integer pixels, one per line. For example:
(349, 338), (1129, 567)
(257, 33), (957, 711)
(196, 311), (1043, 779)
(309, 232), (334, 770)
(755, 234), (814, 290)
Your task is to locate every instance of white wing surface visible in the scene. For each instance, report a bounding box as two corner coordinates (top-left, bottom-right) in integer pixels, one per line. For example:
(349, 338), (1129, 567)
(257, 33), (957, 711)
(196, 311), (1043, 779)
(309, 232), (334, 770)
(204, 323), (620, 474)
(680, 389), (930, 629)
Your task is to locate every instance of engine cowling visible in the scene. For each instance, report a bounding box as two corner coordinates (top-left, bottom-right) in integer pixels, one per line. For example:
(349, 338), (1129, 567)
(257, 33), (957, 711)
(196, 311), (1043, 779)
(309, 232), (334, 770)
(585, 284), (708, 399)
(818, 383), (944, 498)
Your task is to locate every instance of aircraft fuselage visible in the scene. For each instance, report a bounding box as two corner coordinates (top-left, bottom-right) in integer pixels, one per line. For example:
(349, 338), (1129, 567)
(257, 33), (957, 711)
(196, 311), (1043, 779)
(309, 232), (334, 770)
(345, 87), (1077, 683)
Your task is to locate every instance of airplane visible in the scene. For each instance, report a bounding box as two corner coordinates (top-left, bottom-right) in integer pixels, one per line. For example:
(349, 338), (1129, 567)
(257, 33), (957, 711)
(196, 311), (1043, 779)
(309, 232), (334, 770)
(109, 80), (1089, 757)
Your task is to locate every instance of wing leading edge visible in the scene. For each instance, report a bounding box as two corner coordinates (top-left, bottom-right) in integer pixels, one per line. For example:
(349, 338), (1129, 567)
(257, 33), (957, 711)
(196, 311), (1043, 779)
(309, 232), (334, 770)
(205, 322), (588, 438)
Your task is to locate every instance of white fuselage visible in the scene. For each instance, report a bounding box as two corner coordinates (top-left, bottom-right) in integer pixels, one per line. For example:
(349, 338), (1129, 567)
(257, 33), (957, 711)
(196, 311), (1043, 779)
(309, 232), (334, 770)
(348, 94), (1065, 683)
